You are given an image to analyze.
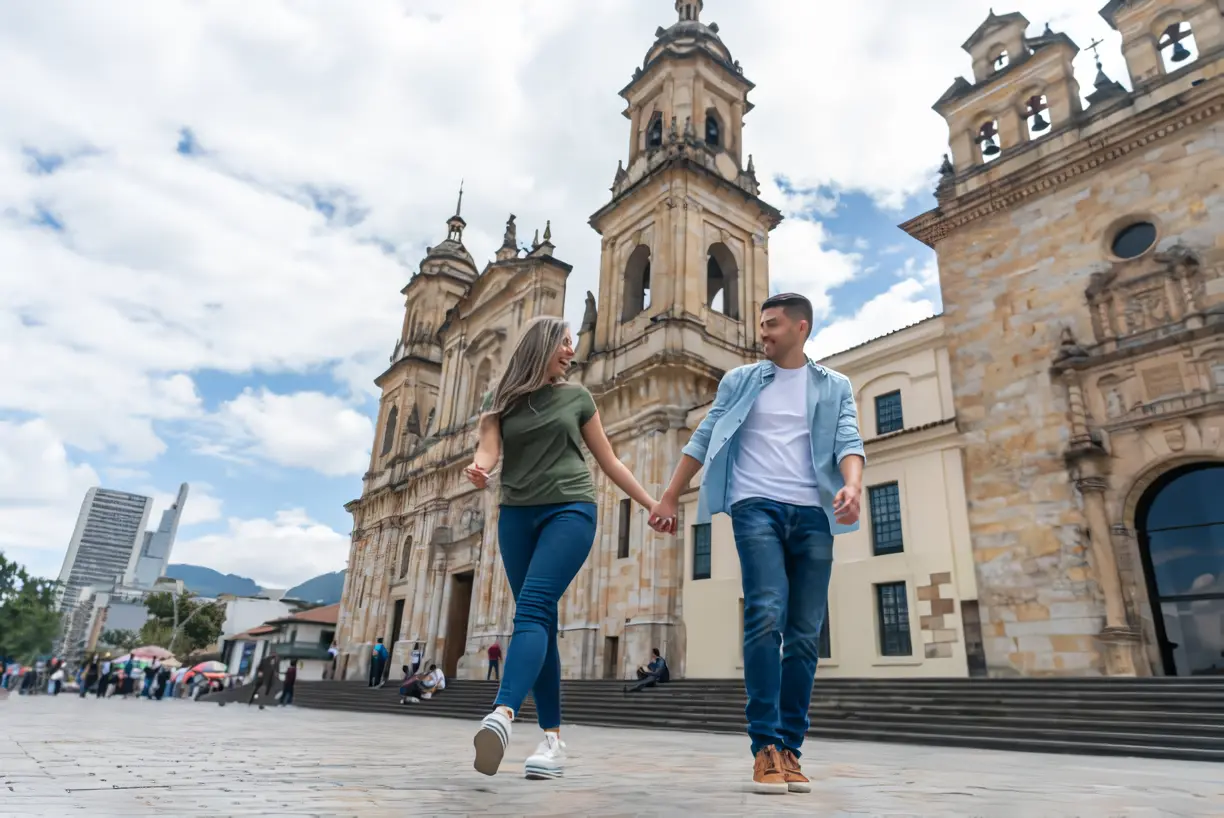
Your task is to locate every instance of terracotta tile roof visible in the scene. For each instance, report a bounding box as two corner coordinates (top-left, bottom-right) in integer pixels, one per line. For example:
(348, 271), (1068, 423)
(226, 625), (277, 642)
(264, 603), (340, 627)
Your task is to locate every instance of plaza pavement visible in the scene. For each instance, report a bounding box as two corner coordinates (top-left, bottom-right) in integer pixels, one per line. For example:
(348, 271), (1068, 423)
(1, 694), (1221, 817)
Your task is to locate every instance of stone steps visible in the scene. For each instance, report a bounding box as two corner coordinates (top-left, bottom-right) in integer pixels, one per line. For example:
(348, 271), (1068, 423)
(276, 677), (1224, 763)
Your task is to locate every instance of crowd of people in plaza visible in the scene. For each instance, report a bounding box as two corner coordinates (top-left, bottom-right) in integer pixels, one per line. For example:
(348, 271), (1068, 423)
(2, 652), (229, 701)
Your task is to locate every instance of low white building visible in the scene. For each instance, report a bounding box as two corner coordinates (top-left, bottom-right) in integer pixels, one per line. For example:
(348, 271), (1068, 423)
(222, 603), (339, 682)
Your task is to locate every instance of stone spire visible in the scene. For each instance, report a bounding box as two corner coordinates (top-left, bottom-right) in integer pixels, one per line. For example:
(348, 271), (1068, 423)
(445, 180), (466, 242)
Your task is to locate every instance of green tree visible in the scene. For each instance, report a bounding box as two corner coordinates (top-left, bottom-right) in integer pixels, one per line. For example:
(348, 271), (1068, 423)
(98, 629), (140, 652)
(139, 591), (225, 656)
(0, 552), (61, 664)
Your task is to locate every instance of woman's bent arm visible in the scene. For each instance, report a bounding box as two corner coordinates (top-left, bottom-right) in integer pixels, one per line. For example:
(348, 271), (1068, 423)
(473, 412), (502, 472)
(581, 411), (656, 509)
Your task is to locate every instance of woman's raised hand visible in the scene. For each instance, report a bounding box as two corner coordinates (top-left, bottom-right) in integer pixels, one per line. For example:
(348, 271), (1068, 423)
(463, 463), (490, 489)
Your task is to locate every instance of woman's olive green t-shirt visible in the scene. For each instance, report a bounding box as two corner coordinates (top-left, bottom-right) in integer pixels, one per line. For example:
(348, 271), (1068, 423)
(494, 384), (598, 507)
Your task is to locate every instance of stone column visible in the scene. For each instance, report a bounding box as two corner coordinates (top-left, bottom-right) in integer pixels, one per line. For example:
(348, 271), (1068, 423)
(1074, 474), (1139, 676)
(628, 105), (641, 162)
(731, 101), (744, 165)
(424, 561), (447, 665)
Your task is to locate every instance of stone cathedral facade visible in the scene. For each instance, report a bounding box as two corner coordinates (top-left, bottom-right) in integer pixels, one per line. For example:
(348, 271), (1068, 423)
(338, 0), (1224, 683)
(900, 1), (1224, 677)
(334, 0), (776, 681)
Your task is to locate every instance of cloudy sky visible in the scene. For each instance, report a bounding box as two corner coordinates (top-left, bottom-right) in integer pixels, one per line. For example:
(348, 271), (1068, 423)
(0, 1), (1130, 588)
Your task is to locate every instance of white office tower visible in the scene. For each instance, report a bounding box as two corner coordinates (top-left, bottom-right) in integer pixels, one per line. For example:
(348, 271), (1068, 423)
(132, 483), (190, 588)
(56, 488), (153, 612)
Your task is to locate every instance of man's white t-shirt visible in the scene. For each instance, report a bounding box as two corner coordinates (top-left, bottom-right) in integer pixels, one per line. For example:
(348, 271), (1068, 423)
(729, 364), (821, 508)
(430, 668), (446, 690)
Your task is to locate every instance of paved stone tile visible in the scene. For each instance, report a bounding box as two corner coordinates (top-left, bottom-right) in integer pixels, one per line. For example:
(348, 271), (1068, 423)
(1, 695), (1222, 816)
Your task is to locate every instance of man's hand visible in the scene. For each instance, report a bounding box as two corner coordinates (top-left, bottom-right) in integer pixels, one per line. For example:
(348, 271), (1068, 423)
(648, 493), (678, 534)
(832, 484), (861, 525)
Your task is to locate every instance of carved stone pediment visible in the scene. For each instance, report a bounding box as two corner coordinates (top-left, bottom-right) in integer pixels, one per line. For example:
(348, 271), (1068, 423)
(464, 327), (506, 360)
(1085, 246), (1207, 348)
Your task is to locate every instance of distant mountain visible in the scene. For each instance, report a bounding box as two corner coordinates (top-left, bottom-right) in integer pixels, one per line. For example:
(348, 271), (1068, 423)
(166, 564), (345, 605)
(166, 564), (261, 598)
(286, 570), (346, 605)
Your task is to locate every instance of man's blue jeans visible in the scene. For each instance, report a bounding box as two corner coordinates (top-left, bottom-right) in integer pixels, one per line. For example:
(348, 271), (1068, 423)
(731, 498), (834, 758)
(493, 502), (597, 730)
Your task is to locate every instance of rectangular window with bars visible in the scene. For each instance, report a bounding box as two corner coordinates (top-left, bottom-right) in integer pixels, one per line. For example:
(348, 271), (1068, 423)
(617, 499), (631, 559)
(875, 390), (904, 435)
(876, 581), (912, 657)
(869, 482), (904, 556)
(692, 523), (712, 580)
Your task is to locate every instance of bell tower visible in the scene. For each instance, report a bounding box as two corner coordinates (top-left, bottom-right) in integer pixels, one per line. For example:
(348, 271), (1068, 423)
(583, 0), (781, 375)
(575, 1), (781, 676)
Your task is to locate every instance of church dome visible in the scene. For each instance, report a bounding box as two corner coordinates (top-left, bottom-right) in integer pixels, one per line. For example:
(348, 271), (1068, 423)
(643, 1), (734, 69)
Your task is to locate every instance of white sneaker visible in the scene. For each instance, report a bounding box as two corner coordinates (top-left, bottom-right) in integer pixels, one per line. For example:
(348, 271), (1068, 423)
(524, 733), (566, 780)
(473, 710), (512, 777)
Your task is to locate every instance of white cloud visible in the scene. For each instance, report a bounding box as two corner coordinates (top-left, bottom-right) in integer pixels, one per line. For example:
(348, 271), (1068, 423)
(808, 258), (941, 361)
(0, 419), (100, 578)
(0, 1), (1135, 573)
(173, 509), (349, 589)
(211, 389), (374, 477)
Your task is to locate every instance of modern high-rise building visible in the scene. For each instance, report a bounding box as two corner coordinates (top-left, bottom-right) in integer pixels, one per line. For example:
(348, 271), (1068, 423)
(56, 488), (154, 612)
(132, 483), (189, 588)
(57, 484), (192, 662)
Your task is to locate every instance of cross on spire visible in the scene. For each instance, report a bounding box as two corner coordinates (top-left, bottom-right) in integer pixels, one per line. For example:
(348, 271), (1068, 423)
(1087, 37), (1106, 71)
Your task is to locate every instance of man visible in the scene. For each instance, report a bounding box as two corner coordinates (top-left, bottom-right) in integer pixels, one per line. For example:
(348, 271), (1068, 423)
(97, 655), (112, 699)
(142, 660), (158, 697)
(651, 292), (865, 796)
(410, 643), (422, 676)
(248, 649), (278, 708)
(281, 660), (297, 706)
(486, 641), (501, 681)
(625, 648), (669, 694)
(369, 638), (389, 687)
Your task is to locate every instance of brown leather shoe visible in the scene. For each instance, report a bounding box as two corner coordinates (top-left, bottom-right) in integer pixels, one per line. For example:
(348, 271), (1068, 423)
(780, 749), (812, 793)
(746, 746), (789, 794)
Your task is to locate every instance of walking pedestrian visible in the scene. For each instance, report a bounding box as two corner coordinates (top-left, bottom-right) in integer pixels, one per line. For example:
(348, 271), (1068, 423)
(368, 639), (388, 687)
(486, 642), (501, 681)
(281, 660), (297, 706)
(651, 292), (865, 795)
(464, 316), (672, 780)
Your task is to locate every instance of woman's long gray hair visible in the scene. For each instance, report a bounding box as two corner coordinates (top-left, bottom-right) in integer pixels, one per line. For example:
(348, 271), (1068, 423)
(485, 316), (570, 416)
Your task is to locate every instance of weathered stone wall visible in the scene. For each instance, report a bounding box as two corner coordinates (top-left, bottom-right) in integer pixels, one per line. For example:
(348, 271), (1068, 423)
(934, 118), (1224, 676)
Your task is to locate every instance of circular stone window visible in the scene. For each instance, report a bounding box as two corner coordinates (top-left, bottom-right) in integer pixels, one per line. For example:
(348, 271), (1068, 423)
(1111, 221), (1157, 259)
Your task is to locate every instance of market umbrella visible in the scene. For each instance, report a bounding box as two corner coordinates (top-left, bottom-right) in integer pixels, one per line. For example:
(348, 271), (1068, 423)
(190, 661), (227, 674)
(131, 645), (174, 660)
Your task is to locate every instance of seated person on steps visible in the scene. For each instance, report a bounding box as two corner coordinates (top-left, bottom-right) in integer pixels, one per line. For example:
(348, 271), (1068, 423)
(399, 663), (446, 703)
(625, 648), (669, 693)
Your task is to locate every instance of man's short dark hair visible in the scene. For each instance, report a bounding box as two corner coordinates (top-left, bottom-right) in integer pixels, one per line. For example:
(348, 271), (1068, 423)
(762, 292), (814, 329)
(429, 664), (437, 671)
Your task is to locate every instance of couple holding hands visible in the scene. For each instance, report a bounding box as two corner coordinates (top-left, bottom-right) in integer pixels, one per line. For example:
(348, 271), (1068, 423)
(464, 291), (865, 795)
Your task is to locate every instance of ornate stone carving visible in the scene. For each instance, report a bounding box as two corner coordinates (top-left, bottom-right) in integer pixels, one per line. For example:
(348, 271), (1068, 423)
(1086, 247), (1206, 347)
(580, 291), (598, 335)
(1162, 424), (1187, 452)
(1074, 475), (1110, 494)
(501, 214), (517, 249)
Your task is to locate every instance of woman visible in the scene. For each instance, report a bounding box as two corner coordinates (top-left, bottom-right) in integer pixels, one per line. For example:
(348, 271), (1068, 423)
(464, 316), (672, 781)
